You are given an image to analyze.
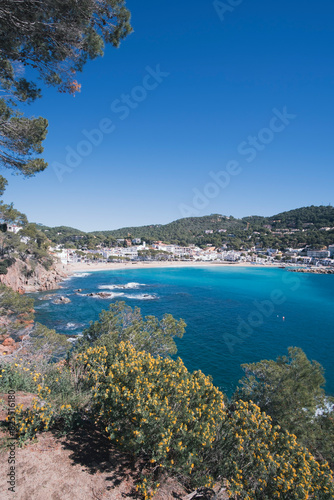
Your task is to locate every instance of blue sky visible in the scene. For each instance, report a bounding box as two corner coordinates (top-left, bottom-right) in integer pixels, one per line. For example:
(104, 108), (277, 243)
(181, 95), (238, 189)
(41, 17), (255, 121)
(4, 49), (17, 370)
(2, 0), (334, 231)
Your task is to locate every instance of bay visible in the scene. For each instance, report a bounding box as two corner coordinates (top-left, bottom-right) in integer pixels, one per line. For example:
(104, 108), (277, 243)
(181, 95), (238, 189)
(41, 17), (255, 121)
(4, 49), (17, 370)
(33, 266), (334, 397)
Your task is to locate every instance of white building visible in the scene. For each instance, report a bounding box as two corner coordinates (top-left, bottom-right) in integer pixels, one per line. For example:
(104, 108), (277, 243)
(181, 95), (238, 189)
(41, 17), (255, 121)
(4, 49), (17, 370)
(7, 224), (22, 234)
(155, 244), (175, 253)
(58, 249), (72, 264)
(307, 250), (330, 259)
(122, 247), (138, 257)
(223, 251), (240, 262)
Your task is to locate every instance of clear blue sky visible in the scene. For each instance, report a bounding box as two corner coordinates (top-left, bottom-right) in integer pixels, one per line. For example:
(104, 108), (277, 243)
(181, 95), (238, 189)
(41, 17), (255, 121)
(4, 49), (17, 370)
(3, 0), (334, 231)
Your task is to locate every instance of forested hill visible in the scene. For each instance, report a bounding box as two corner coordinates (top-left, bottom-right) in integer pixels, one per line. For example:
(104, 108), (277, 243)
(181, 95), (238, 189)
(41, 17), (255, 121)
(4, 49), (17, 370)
(39, 205), (334, 250)
(94, 205), (334, 236)
(91, 214), (245, 243)
(266, 205), (334, 228)
(38, 225), (86, 242)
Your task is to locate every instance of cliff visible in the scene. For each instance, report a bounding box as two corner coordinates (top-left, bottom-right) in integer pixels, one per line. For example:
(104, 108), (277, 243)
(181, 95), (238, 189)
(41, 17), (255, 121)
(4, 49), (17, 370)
(0, 257), (67, 293)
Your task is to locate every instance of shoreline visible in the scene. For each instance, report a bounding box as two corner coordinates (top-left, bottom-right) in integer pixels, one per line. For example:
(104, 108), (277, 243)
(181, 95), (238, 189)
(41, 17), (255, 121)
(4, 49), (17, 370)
(63, 260), (285, 275)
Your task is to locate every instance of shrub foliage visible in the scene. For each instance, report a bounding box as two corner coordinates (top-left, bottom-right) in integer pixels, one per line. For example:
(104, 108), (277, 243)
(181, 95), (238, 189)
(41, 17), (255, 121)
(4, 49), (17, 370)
(1, 302), (333, 499)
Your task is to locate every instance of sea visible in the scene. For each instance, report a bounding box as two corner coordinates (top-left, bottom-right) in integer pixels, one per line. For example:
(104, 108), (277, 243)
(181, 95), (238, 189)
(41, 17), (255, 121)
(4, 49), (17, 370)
(33, 266), (334, 398)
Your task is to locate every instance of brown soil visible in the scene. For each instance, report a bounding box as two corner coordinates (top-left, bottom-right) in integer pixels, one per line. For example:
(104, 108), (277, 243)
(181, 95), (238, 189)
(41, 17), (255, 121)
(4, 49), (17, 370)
(0, 393), (187, 500)
(0, 432), (189, 500)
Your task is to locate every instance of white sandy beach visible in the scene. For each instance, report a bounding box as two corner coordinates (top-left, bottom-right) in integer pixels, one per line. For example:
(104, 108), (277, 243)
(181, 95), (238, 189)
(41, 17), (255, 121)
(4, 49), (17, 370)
(63, 260), (281, 274)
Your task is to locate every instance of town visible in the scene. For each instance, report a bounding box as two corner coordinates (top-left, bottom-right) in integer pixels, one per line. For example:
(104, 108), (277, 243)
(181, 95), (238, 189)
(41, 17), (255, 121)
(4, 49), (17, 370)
(50, 236), (334, 268)
(3, 205), (334, 273)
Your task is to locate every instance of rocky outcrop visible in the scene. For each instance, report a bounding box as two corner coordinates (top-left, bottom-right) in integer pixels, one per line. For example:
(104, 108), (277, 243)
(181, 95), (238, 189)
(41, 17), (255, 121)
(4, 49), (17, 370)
(0, 335), (18, 356)
(85, 292), (110, 298)
(289, 268), (334, 275)
(0, 258), (67, 293)
(0, 312), (33, 356)
(52, 296), (71, 304)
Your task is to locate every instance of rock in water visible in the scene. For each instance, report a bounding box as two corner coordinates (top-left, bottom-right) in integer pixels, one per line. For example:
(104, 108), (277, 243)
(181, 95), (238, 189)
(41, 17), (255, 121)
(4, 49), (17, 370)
(52, 296), (71, 304)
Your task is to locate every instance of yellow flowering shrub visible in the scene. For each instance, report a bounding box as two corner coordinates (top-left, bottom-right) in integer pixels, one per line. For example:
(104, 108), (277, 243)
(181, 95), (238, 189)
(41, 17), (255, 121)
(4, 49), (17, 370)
(136, 477), (160, 500)
(6, 383), (54, 443)
(3, 340), (333, 499)
(0, 359), (36, 392)
(5, 367), (77, 442)
(76, 340), (226, 489)
(211, 400), (334, 499)
(77, 342), (334, 498)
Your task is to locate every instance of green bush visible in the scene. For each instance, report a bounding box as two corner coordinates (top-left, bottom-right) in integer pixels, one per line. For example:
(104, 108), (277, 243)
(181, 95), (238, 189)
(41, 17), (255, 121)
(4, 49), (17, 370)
(210, 400), (334, 499)
(234, 347), (334, 467)
(74, 341), (334, 499)
(0, 283), (34, 317)
(75, 341), (225, 490)
(0, 262), (8, 275)
(0, 362), (36, 393)
(2, 318), (333, 499)
(77, 301), (186, 357)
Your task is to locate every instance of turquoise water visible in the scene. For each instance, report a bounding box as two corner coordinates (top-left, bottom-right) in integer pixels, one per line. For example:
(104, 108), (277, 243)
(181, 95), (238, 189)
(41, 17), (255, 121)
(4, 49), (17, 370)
(33, 267), (334, 397)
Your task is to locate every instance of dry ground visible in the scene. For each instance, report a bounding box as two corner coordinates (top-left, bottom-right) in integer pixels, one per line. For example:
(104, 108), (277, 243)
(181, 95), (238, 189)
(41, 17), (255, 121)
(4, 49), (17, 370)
(0, 392), (188, 500)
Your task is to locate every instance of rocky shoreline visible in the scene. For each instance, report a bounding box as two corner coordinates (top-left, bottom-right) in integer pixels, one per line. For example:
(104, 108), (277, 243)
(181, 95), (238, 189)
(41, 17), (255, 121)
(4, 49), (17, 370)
(0, 258), (67, 293)
(289, 268), (334, 275)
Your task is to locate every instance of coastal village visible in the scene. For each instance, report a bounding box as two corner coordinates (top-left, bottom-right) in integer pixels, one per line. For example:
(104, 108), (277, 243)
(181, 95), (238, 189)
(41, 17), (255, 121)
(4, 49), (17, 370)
(53, 237), (334, 269)
(6, 222), (334, 269)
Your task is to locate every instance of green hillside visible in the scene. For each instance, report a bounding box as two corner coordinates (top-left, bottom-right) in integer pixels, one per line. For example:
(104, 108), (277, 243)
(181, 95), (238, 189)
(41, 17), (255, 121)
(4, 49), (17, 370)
(267, 205), (334, 229)
(39, 205), (334, 250)
(91, 214), (246, 244)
